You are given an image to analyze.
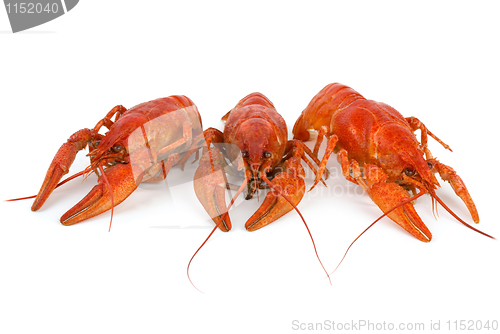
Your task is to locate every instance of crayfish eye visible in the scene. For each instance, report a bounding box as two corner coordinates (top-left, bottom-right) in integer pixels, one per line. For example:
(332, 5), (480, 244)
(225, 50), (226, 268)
(404, 167), (416, 176)
(112, 144), (123, 152)
(263, 151), (272, 159)
(427, 161), (433, 169)
(241, 150), (249, 159)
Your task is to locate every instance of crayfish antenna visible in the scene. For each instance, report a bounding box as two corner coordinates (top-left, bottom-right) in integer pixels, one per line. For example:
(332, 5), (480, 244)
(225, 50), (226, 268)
(5, 169), (90, 202)
(187, 224), (218, 294)
(432, 193), (495, 240)
(97, 163), (114, 232)
(187, 178), (247, 293)
(431, 195), (439, 220)
(6, 194), (40, 202)
(261, 175), (332, 285)
(330, 191), (426, 275)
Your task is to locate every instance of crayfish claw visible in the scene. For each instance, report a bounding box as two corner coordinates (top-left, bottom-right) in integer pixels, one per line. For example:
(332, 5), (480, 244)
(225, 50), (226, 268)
(368, 181), (432, 242)
(354, 164), (432, 242)
(245, 155), (305, 231)
(193, 147), (232, 232)
(32, 129), (97, 211)
(32, 157), (70, 211)
(431, 160), (479, 224)
(60, 162), (137, 226)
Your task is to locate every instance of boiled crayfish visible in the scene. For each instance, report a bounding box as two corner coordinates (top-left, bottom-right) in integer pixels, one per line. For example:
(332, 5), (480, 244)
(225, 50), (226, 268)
(193, 92), (325, 232)
(29, 96), (203, 227)
(186, 92), (330, 288)
(293, 83), (492, 242)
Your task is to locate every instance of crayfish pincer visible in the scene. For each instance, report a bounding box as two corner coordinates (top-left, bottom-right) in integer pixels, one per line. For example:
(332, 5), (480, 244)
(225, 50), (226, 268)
(29, 96), (203, 228)
(293, 83), (493, 241)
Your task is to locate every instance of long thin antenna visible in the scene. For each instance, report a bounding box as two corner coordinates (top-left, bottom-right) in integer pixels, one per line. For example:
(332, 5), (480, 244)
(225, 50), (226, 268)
(187, 178), (248, 293)
(432, 193), (494, 239)
(97, 163), (114, 232)
(330, 191), (426, 275)
(6, 168), (90, 202)
(261, 175), (332, 285)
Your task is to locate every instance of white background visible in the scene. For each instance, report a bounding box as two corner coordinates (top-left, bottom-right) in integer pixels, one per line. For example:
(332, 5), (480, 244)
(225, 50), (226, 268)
(1, 1), (499, 333)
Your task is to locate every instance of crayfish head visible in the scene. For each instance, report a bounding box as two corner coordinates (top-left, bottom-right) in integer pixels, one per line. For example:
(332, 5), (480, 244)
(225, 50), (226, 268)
(376, 125), (439, 192)
(88, 113), (149, 173)
(380, 150), (439, 193)
(400, 151), (440, 193)
(233, 119), (282, 172)
(88, 140), (128, 176)
(231, 118), (284, 199)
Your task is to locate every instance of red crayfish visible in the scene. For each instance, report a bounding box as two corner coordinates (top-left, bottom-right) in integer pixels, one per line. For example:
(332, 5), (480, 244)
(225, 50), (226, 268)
(187, 92), (330, 287)
(293, 83), (493, 242)
(18, 96), (203, 228)
(193, 92), (326, 231)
